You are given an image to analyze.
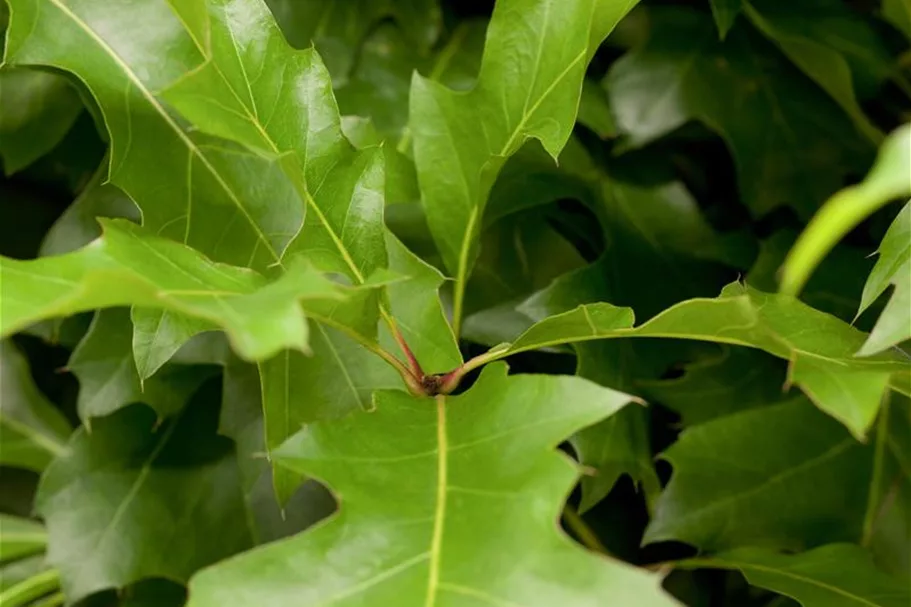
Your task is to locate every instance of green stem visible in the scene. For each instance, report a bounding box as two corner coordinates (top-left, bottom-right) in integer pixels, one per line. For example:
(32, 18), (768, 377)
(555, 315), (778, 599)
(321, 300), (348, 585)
(862, 394), (891, 545)
(562, 505), (610, 556)
(0, 569), (61, 607)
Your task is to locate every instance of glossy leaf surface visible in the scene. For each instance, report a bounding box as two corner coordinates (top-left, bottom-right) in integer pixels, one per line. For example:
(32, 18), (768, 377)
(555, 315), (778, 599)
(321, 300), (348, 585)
(188, 365), (679, 607)
(0, 220), (347, 361)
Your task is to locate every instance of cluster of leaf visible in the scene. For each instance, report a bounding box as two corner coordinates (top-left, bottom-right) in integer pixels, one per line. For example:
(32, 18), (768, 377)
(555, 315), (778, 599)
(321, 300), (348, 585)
(0, 0), (909, 606)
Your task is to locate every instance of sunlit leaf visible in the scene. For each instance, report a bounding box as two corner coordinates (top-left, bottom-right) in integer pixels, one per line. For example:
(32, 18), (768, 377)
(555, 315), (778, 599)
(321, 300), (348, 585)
(481, 282), (910, 438)
(411, 0), (639, 333)
(0, 340), (70, 472)
(188, 364), (679, 607)
(0, 219), (350, 361)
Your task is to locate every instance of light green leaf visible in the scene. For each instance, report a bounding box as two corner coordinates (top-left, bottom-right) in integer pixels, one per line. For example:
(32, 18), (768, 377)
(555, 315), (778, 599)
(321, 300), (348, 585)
(130, 309), (214, 381)
(68, 309), (215, 421)
(477, 282), (910, 438)
(36, 402), (252, 602)
(857, 202), (911, 356)
(0, 68), (82, 174)
(709, 0), (741, 39)
(162, 0), (388, 283)
(0, 340), (70, 472)
(411, 0), (639, 334)
(258, 326), (401, 503)
(743, 0), (890, 141)
(4, 0), (305, 273)
(681, 544), (911, 607)
(188, 364), (679, 607)
(607, 7), (872, 218)
(645, 398), (873, 551)
(0, 515), (47, 563)
(0, 219), (350, 361)
(780, 123), (910, 296)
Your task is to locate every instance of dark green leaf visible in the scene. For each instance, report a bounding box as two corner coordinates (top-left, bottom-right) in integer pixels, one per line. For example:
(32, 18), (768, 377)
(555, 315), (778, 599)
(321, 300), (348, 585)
(607, 7), (872, 218)
(0, 68), (82, 175)
(67, 309), (214, 421)
(743, 0), (890, 140)
(36, 402), (252, 602)
(882, 0), (911, 39)
(0, 340), (70, 472)
(681, 543), (910, 607)
(645, 398), (872, 551)
(188, 364), (679, 606)
(709, 0), (741, 39)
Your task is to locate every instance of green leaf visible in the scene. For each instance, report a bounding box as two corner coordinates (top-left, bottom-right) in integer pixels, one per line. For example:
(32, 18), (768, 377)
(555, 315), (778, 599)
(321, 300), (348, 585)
(0, 555), (50, 593)
(607, 7), (872, 218)
(264, 0), (441, 81)
(38, 162), (140, 258)
(645, 398), (873, 551)
(410, 0), (639, 334)
(681, 544), (911, 607)
(479, 282), (909, 438)
(639, 347), (791, 426)
(0, 68), (82, 174)
(258, 327), (401, 503)
(336, 20), (486, 143)
(882, 0), (911, 39)
(36, 401), (253, 602)
(188, 364), (679, 607)
(130, 309), (214, 381)
(0, 340), (70, 472)
(219, 356), (337, 543)
(0, 515), (47, 563)
(0, 219), (351, 361)
(4, 0), (305, 273)
(780, 123), (911, 296)
(709, 0), (741, 39)
(856, 202), (911, 356)
(743, 0), (890, 141)
(161, 0), (388, 284)
(576, 79), (616, 139)
(67, 309), (215, 421)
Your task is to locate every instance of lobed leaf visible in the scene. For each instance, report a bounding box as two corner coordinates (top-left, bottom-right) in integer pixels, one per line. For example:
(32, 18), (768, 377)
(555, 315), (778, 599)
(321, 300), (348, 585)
(188, 364), (679, 607)
(646, 398), (873, 552)
(607, 7), (872, 218)
(0, 219), (351, 361)
(36, 402), (252, 602)
(410, 0), (640, 333)
(482, 282), (910, 438)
